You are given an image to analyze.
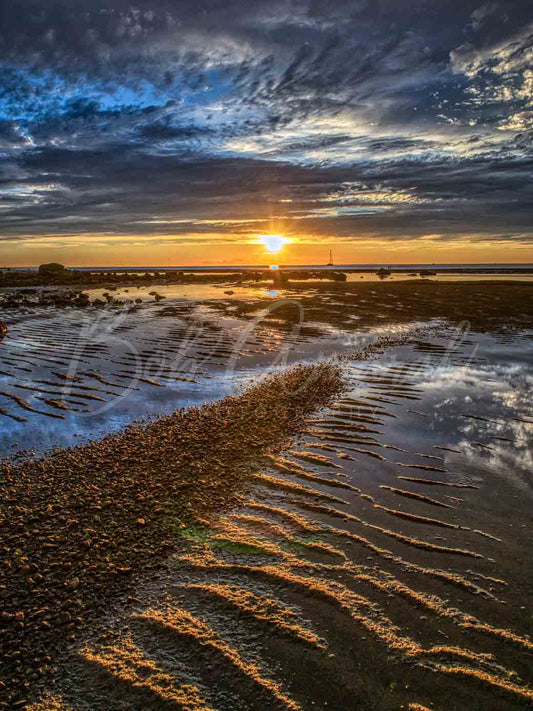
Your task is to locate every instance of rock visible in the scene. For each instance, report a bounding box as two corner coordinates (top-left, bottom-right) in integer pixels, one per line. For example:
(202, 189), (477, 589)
(156, 306), (181, 317)
(224, 290), (235, 295)
(0, 321), (7, 341)
(37, 263), (65, 276)
(66, 577), (80, 590)
(73, 293), (90, 307)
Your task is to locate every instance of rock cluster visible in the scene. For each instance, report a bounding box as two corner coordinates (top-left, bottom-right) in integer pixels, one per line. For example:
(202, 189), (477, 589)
(0, 291), (93, 310)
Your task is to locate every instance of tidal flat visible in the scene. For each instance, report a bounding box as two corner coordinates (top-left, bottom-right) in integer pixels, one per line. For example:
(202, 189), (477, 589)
(0, 279), (532, 710)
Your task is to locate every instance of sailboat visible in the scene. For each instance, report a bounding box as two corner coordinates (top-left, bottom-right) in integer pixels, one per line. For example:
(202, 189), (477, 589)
(327, 250), (333, 267)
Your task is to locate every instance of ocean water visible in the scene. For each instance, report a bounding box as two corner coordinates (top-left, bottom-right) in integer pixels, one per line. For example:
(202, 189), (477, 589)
(6, 263), (533, 273)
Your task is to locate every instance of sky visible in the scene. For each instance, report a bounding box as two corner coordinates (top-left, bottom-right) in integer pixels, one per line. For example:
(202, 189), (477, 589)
(0, 0), (532, 267)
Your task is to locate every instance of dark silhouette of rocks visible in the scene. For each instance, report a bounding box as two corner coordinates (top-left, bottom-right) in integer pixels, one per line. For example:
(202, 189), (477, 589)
(38, 262), (66, 276)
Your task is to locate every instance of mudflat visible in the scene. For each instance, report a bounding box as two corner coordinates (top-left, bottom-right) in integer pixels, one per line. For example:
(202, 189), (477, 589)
(0, 279), (532, 710)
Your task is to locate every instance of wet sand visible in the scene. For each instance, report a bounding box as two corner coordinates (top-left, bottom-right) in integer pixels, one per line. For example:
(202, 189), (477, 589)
(0, 280), (532, 710)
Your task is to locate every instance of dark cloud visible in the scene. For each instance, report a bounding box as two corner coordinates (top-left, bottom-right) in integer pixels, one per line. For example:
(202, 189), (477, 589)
(137, 122), (214, 141)
(0, 120), (29, 147)
(0, 0), (531, 247)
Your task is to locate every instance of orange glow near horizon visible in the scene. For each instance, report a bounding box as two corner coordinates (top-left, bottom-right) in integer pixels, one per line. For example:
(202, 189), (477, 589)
(1, 232), (532, 268)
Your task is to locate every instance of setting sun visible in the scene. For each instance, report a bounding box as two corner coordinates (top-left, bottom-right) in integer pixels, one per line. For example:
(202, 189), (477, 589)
(258, 234), (289, 254)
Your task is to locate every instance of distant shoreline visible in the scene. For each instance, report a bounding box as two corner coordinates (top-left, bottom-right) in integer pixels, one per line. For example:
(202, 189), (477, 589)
(4, 263), (533, 273)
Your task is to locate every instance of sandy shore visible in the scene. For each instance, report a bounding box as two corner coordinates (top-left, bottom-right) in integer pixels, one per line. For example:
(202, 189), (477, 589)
(0, 363), (343, 707)
(0, 280), (532, 710)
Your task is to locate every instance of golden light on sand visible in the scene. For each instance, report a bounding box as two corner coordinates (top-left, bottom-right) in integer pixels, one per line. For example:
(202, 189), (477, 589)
(258, 234), (289, 254)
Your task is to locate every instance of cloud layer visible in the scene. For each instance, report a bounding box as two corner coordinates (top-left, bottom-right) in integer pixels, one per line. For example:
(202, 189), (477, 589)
(0, 0), (531, 260)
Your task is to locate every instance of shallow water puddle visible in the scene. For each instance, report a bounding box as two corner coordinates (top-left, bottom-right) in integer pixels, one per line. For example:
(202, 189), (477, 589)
(0, 288), (442, 454)
(0, 297), (339, 453)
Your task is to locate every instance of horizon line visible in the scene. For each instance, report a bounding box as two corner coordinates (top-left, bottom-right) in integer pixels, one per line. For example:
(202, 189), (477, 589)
(3, 262), (533, 272)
